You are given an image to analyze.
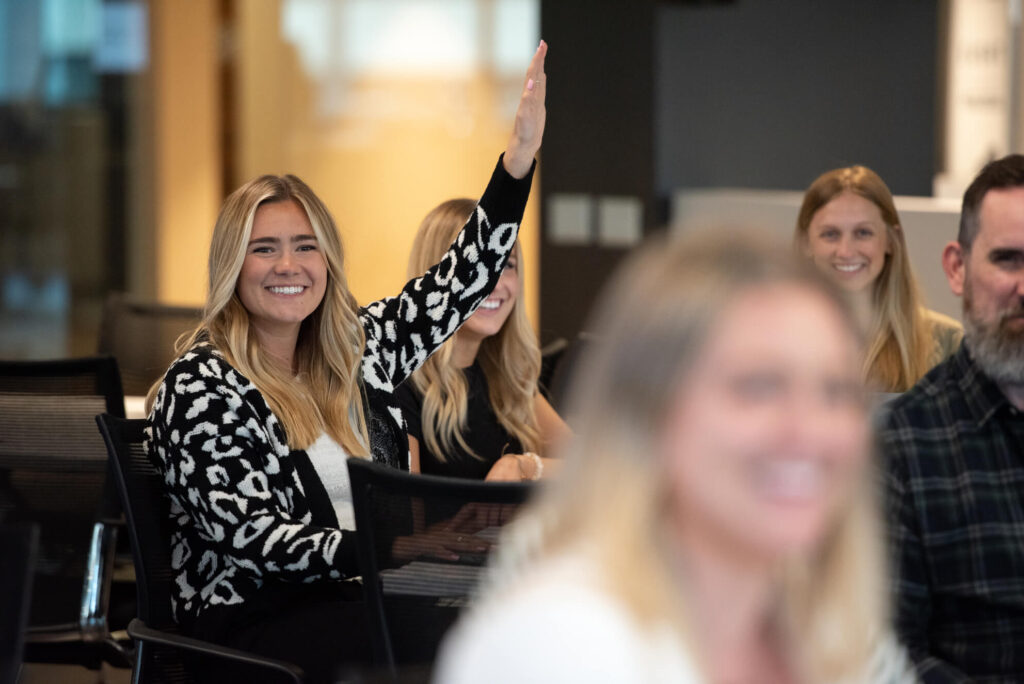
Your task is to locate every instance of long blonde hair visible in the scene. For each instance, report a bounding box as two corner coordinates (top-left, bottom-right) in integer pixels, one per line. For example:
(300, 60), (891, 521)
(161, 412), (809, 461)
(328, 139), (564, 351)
(406, 199), (540, 461)
(505, 231), (885, 682)
(796, 165), (932, 391)
(149, 174), (369, 455)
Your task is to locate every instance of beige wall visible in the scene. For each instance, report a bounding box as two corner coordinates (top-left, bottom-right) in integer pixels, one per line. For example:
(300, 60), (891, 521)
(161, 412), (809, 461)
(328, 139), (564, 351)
(150, 0), (222, 305)
(147, 0), (539, 325)
(234, 0), (540, 328)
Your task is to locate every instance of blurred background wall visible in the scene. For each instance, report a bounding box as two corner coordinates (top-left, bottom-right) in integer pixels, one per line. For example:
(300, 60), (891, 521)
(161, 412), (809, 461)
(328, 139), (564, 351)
(1, 0), (1021, 357)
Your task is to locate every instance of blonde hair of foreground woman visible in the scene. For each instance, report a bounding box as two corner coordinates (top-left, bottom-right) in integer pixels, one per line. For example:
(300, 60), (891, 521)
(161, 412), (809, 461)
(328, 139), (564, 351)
(471, 231), (888, 682)
(796, 165), (941, 392)
(406, 198), (541, 461)
(147, 174), (370, 455)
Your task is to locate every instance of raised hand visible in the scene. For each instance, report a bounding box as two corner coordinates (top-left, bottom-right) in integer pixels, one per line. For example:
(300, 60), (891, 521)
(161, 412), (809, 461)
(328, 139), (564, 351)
(502, 40), (547, 179)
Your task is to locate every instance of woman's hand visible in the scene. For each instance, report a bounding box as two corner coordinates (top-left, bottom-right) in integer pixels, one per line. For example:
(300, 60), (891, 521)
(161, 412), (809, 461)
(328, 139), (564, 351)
(448, 501), (519, 533)
(502, 40), (547, 179)
(487, 452), (547, 482)
(392, 526), (490, 563)
(485, 454), (525, 482)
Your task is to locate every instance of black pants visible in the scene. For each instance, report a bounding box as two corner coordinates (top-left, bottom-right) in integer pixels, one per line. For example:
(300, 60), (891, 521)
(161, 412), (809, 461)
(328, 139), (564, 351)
(192, 581), (373, 684)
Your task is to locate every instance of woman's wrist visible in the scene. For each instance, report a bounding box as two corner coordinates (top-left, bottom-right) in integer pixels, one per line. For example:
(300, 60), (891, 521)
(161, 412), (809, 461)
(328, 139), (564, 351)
(501, 149), (535, 180)
(516, 452), (543, 481)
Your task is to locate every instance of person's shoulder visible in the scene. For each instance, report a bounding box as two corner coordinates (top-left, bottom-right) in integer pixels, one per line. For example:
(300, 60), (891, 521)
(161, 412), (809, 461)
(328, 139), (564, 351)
(435, 555), (698, 683)
(163, 341), (223, 375)
(483, 554), (631, 627)
(156, 343), (259, 411)
(921, 307), (962, 333)
(877, 349), (969, 468)
(920, 308), (964, 359)
(159, 343), (240, 391)
(885, 349), (961, 419)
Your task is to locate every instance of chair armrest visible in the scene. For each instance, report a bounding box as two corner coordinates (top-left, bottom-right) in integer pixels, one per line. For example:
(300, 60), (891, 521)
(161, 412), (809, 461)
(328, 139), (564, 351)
(127, 618), (305, 683)
(80, 521), (118, 637)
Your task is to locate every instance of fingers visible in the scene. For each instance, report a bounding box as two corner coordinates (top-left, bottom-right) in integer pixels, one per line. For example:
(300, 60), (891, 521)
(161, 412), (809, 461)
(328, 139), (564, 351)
(502, 40), (547, 178)
(524, 40), (547, 97)
(429, 532), (489, 562)
(474, 502), (503, 528)
(446, 533), (490, 553)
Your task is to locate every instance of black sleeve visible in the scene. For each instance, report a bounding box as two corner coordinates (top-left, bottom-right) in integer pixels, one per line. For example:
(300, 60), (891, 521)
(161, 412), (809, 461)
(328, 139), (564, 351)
(359, 155), (536, 391)
(395, 379), (424, 443)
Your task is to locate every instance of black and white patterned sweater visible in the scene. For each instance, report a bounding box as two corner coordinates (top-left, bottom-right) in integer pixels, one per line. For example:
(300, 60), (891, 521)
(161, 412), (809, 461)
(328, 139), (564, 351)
(145, 157), (534, 630)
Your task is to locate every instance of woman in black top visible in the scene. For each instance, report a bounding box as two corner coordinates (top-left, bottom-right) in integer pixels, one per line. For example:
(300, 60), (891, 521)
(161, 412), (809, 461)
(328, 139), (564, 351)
(397, 198), (568, 483)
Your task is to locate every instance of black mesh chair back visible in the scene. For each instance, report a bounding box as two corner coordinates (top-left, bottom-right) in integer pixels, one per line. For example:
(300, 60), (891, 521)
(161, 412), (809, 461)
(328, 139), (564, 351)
(0, 356), (126, 667)
(0, 523), (39, 684)
(96, 414), (303, 684)
(347, 459), (533, 670)
(95, 417), (173, 628)
(98, 293), (202, 397)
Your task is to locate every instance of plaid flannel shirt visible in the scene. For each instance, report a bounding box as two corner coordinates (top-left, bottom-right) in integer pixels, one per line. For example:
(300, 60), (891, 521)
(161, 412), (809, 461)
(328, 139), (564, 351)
(881, 342), (1024, 683)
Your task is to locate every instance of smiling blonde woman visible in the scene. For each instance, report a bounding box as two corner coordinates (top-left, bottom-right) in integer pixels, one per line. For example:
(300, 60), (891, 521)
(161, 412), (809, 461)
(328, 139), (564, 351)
(796, 166), (961, 392)
(397, 198), (568, 487)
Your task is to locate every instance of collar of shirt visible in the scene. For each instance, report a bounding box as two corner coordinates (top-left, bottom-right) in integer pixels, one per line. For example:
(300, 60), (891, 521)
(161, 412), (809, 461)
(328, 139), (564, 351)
(952, 342), (1018, 428)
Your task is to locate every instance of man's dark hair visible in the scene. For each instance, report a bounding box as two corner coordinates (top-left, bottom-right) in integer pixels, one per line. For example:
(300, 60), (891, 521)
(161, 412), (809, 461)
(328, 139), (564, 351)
(959, 153), (1024, 249)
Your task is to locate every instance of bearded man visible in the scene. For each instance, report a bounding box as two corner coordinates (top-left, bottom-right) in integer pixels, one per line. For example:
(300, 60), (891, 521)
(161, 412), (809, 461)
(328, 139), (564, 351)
(881, 154), (1024, 683)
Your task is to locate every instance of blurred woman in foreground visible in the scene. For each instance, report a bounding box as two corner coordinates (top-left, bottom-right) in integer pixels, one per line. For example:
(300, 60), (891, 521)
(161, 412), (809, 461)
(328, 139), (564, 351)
(435, 231), (914, 683)
(796, 166), (961, 392)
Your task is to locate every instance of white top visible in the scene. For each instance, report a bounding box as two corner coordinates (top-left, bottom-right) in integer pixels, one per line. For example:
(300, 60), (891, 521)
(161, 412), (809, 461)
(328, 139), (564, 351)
(433, 553), (701, 684)
(305, 432), (355, 530)
(434, 548), (918, 684)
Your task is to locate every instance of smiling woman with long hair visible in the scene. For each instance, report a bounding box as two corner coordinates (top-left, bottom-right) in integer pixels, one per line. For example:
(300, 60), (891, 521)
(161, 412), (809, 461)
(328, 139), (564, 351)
(144, 43), (548, 683)
(397, 198), (568, 485)
(796, 166), (961, 392)
(436, 230), (915, 684)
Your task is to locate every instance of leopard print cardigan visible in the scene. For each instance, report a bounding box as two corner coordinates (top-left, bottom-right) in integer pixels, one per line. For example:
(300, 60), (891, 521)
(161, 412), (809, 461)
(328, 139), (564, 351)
(145, 156), (534, 628)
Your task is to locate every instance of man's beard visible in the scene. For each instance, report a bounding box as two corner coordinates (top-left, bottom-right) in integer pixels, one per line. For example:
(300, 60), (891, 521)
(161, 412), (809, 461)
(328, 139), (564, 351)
(963, 281), (1024, 385)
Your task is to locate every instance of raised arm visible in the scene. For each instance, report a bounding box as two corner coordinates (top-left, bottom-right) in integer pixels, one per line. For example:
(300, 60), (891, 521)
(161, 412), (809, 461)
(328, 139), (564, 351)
(360, 42), (548, 391)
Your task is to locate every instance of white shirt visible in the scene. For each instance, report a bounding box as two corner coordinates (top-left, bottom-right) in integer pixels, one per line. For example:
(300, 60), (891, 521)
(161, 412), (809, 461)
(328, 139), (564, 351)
(305, 432), (355, 530)
(433, 553), (701, 684)
(434, 549), (918, 684)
